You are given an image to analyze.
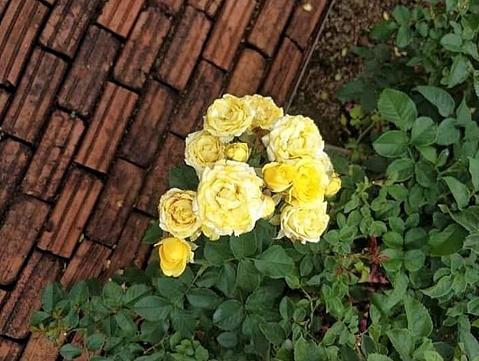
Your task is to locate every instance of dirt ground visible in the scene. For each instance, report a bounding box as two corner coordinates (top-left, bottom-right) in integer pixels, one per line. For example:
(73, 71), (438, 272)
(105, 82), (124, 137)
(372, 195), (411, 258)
(290, 0), (411, 145)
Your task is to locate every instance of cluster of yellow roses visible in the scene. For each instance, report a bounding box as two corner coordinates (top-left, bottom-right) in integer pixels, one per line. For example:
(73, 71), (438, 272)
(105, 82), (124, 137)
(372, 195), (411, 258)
(156, 94), (340, 277)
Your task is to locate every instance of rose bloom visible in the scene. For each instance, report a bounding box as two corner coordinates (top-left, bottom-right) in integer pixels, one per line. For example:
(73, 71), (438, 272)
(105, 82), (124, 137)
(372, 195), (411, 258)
(243, 94), (284, 130)
(262, 162), (296, 192)
(287, 158), (330, 205)
(158, 237), (194, 277)
(325, 173), (341, 197)
(185, 130), (224, 177)
(225, 142), (250, 162)
(204, 94), (254, 141)
(279, 202), (330, 243)
(262, 115), (325, 162)
(195, 160), (271, 239)
(158, 188), (201, 240)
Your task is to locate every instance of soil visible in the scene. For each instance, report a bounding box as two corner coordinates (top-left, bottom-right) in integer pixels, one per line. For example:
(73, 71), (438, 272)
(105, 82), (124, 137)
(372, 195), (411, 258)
(289, 0), (411, 146)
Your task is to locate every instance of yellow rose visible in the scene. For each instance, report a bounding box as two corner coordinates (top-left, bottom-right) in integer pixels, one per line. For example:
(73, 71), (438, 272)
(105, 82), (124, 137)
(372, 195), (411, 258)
(279, 202), (330, 243)
(158, 188), (201, 240)
(243, 95), (284, 130)
(185, 130), (224, 176)
(158, 237), (194, 277)
(195, 160), (268, 238)
(204, 94), (254, 141)
(262, 195), (276, 219)
(262, 162), (295, 192)
(287, 158), (330, 205)
(262, 115), (325, 162)
(325, 173), (341, 197)
(225, 142), (250, 162)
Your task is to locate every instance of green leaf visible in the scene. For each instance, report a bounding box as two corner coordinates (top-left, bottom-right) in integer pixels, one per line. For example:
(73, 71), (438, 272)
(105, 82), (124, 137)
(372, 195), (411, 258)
(124, 284), (150, 305)
(259, 322), (285, 345)
(416, 86), (455, 117)
(448, 55), (472, 88)
(294, 336), (321, 361)
(216, 332), (238, 348)
(216, 264), (236, 297)
(393, 5), (410, 24)
(367, 355), (394, 361)
(378, 89), (417, 130)
(41, 283), (64, 313)
(340, 345), (361, 361)
(440, 33), (463, 52)
(403, 249), (425, 272)
(423, 351), (444, 361)
(168, 165), (199, 190)
(186, 288), (221, 309)
(386, 329), (414, 361)
(370, 21), (398, 41)
(386, 158), (414, 181)
(154, 278), (186, 303)
(410, 117), (437, 146)
(429, 223), (468, 256)
(142, 222), (163, 245)
(474, 70), (479, 98)
(230, 231), (257, 259)
(449, 207), (479, 233)
(396, 24), (413, 48)
(213, 300), (244, 331)
(417, 146), (437, 164)
(436, 118), (460, 146)
(404, 295), (433, 337)
(236, 259), (261, 291)
(204, 238), (233, 266)
(464, 233), (479, 253)
(60, 344), (83, 360)
(422, 275), (453, 298)
(460, 331), (479, 359)
(415, 161), (437, 188)
(442, 176), (470, 209)
(134, 296), (172, 321)
(373, 131), (409, 158)
(469, 157), (479, 191)
(253, 245), (295, 279)
(86, 334), (105, 352)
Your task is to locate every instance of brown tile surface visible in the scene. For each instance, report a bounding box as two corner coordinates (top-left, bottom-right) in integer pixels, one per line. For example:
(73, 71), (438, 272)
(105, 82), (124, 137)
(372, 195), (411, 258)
(0, 338), (22, 359)
(0, 0), (10, 18)
(120, 81), (176, 167)
(101, 212), (152, 280)
(0, 0), (47, 86)
(58, 26), (120, 118)
(248, 0), (295, 56)
(114, 9), (172, 90)
(40, 0), (101, 58)
(1, 49), (67, 143)
(158, 6), (211, 90)
(150, 0), (184, 14)
(202, 0), (255, 70)
(0, 251), (63, 339)
(169, 60), (225, 137)
(0, 90), (10, 119)
(261, 37), (303, 106)
(227, 48), (266, 97)
(21, 336), (61, 361)
(22, 111), (85, 201)
(60, 239), (111, 289)
(0, 197), (50, 286)
(37, 169), (103, 258)
(286, 0), (328, 49)
(75, 82), (138, 173)
(0, 139), (31, 215)
(97, 0), (145, 37)
(136, 133), (185, 215)
(187, 0), (223, 17)
(86, 159), (144, 246)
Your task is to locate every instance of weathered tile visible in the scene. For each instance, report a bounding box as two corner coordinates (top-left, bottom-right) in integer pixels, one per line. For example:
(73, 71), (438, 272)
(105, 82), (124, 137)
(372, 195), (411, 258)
(2, 49), (67, 143)
(0, 90), (10, 119)
(86, 159), (144, 246)
(0, 197), (50, 286)
(202, 0), (255, 70)
(187, 0), (223, 17)
(22, 111), (85, 201)
(75, 83), (138, 173)
(169, 61), (225, 137)
(114, 9), (172, 89)
(120, 81), (175, 167)
(0, 0), (47, 86)
(286, 0), (328, 49)
(57, 26), (120, 118)
(0, 139), (31, 215)
(0, 337), (22, 360)
(0, 251), (63, 339)
(97, 0), (145, 37)
(136, 133), (185, 215)
(157, 6), (211, 90)
(227, 48), (267, 97)
(38, 169), (103, 258)
(21, 335), (61, 361)
(150, 0), (184, 14)
(60, 239), (111, 289)
(40, 0), (101, 57)
(248, 0), (295, 56)
(261, 37), (303, 106)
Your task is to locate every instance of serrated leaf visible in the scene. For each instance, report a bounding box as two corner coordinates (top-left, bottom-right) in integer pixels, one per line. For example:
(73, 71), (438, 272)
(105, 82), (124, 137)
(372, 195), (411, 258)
(404, 295), (433, 337)
(443, 176), (470, 209)
(436, 118), (460, 145)
(134, 296), (172, 321)
(429, 223), (468, 256)
(386, 329), (414, 361)
(253, 245), (294, 279)
(368, 354), (394, 361)
(448, 55), (472, 88)
(213, 300), (244, 331)
(386, 158), (414, 181)
(440, 33), (463, 52)
(168, 165), (199, 190)
(416, 86), (455, 117)
(294, 336), (321, 361)
(216, 332), (238, 348)
(142, 222), (163, 244)
(373, 131), (409, 158)
(396, 24), (413, 48)
(469, 157), (479, 190)
(422, 275), (453, 298)
(186, 288), (221, 309)
(60, 344), (83, 360)
(449, 207), (479, 233)
(410, 117), (437, 146)
(230, 231), (257, 259)
(378, 89), (417, 130)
